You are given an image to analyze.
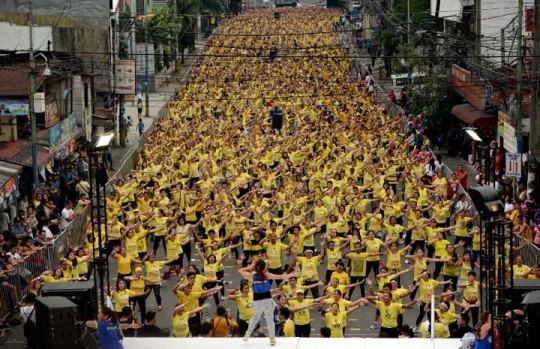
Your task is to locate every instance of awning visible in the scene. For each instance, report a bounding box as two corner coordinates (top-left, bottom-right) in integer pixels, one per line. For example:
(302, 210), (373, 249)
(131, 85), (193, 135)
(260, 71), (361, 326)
(451, 103), (497, 126)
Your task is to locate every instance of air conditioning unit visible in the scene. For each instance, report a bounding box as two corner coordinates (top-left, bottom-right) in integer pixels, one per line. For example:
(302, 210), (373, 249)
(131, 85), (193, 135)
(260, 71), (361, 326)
(34, 92), (45, 113)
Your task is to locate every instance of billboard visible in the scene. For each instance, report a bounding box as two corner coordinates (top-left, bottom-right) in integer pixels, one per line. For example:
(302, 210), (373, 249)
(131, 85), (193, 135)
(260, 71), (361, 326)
(0, 98), (29, 116)
(115, 60), (136, 94)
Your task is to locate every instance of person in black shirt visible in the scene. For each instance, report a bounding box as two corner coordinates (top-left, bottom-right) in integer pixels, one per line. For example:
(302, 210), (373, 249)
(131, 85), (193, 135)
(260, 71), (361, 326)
(136, 311), (170, 337)
(451, 313), (473, 338)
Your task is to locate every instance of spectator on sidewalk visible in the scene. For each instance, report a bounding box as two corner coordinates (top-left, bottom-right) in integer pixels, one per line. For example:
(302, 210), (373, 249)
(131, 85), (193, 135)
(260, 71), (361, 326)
(137, 118), (145, 137)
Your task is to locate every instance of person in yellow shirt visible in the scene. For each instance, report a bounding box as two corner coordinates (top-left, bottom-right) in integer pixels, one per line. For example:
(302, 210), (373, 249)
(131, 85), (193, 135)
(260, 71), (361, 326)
(364, 230), (385, 278)
(414, 271), (452, 328)
(344, 241), (371, 298)
(142, 252), (179, 311)
(277, 307), (295, 337)
(171, 302), (207, 337)
(111, 246), (142, 288)
(418, 312), (450, 338)
(365, 290), (417, 337)
(289, 240), (325, 298)
(171, 281), (222, 336)
(124, 267), (148, 321)
(458, 271), (481, 326)
(262, 232), (289, 285)
(320, 301), (365, 338)
(513, 255), (531, 279)
(110, 279), (146, 313)
(228, 281), (253, 336)
(288, 290), (322, 337)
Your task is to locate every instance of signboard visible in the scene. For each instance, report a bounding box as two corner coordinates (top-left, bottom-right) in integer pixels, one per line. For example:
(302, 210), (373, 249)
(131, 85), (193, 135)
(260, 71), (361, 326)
(115, 60), (136, 94)
(451, 64), (486, 110)
(0, 98), (29, 116)
(45, 95), (60, 127)
(497, 110), (511, 142)
(49, 112), (77, 153)
(505, 153), (522, 178)
(526, 8), (534, 32)
(503, 122), (518, 153)
(135, 43), (155, 76)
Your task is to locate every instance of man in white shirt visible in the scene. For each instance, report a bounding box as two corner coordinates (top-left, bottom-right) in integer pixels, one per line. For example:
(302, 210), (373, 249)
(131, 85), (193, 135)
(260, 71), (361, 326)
(60, 200), (76, 230)
(20, 293), (37, 349)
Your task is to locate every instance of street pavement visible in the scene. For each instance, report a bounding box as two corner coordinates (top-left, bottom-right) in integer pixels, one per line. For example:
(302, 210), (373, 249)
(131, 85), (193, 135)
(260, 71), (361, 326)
(2, 9), (479, 346)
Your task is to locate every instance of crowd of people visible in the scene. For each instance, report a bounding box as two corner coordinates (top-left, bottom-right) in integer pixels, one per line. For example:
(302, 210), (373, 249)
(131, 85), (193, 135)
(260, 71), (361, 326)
(2, 7), (540, 348)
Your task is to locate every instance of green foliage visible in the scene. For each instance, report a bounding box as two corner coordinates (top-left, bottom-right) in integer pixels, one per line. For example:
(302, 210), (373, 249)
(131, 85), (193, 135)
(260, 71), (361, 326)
(409, 64), (461, 131)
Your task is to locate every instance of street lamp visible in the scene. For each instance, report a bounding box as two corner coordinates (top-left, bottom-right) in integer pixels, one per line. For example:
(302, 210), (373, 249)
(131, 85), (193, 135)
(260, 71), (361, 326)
(88, 133), (113, 310)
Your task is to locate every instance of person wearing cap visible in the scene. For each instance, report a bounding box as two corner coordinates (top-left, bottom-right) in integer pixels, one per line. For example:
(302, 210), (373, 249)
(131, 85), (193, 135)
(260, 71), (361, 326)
(287, 289), (327, 337)
(289, 239), (325, 299)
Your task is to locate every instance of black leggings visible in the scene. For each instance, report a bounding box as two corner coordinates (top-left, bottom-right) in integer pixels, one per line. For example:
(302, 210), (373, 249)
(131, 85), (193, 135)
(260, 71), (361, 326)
(433, 261), (444, 279)
(349, 276), (366, 297)
(145, 284), (162, 306)
(303, 280), (320, 299)
(416, 301), (427, 326)
(295, 323), (311, 337)
(443, 274), (458, 291)
(204, 281), (220, 305)
(237, 318), (249, 336)
(216, 270), (225, 296)
(182, 242), (192, 265)
(464, 303), (479, 327)
(131, 296), (146, 323)
(366, 260), (380, 279)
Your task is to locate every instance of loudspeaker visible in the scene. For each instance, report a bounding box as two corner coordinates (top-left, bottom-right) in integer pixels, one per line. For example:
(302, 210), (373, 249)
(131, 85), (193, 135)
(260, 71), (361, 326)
(522, 290), (540, 323)
(468, 186), (503, 217)
(41, 280), (96, 320)
(36, 296), (78, 347)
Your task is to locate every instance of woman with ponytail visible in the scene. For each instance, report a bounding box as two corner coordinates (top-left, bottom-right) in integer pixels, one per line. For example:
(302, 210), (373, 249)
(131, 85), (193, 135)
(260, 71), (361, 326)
(238, 259), (299, 346)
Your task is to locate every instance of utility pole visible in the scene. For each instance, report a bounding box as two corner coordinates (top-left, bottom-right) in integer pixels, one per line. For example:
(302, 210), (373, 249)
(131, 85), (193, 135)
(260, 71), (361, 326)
(501, 28), (505, 66)
(28, 0), (39, 189)
(517, 0), (524, 152)
(407, 0), (411, 87)
(530, 0), (540, 195)
(144, 17), (150, 118)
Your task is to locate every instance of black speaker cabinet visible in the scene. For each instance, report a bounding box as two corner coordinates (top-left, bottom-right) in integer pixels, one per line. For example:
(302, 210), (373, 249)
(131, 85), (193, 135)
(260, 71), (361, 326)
(36, 296), (77, 347)
(41, 280), (96, 320)
(468, 186), (503, 217)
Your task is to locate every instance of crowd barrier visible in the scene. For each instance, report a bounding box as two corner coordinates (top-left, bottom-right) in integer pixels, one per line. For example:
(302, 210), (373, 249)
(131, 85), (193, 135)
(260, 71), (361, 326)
(0, 206), (90, 314)
(514, 235), (540, 267)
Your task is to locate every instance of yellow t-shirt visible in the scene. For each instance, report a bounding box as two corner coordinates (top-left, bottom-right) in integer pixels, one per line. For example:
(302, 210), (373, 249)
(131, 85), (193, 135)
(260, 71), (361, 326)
(513, 264), (531, 279)
(376, 300), (402, 328)
(113, 289), (135, 312)
(115, 254), (135, 275)
(348, 252), (368, 277)
(418, 278), (439, 303)
(144, 261), (166, 283)
(298, 257), (320, 281)
(364, 239), (383, 261)
(263, 241), (288, 269)
(172, 312), (190, 337)
(288, 299), (313, 325)
(386, 250), (404, 271)
(324, 311), (347, 338)
(235, 294), (254, 321)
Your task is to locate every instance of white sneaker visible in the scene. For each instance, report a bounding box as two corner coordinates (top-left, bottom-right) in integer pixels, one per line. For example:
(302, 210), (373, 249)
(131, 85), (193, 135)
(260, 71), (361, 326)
(243, 331), (251, 342)
(220, 296), (227, 301)
(369, 322), (379, 330)
(413, 326), (418, 333)
(270, 338), (276, 346)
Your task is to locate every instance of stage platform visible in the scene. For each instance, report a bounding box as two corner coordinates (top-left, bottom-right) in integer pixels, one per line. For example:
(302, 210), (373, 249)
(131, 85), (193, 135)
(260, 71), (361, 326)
(123, 337), (463, 349)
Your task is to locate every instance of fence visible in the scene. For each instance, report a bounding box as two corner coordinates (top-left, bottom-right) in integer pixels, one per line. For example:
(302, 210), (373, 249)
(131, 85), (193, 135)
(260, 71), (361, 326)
(514, 235), (540, 268)
(0, 206), (90, 315)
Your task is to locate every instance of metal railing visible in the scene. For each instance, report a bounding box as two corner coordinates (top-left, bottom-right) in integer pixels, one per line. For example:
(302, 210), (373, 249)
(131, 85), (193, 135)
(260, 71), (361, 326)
(514, 235), (540, 267)
(0, 206), (90, 315)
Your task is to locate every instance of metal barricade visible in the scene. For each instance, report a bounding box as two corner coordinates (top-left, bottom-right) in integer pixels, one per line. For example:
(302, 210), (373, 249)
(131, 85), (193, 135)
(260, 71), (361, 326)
(514, 235), (540, 267)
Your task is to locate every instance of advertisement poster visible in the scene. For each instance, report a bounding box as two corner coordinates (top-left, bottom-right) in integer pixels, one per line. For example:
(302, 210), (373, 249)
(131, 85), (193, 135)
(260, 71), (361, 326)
(0, 98), (29, 116)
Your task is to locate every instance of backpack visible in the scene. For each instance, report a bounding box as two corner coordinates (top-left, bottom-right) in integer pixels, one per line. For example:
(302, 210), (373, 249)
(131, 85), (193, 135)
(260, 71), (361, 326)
(23, 308), (36, 337)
